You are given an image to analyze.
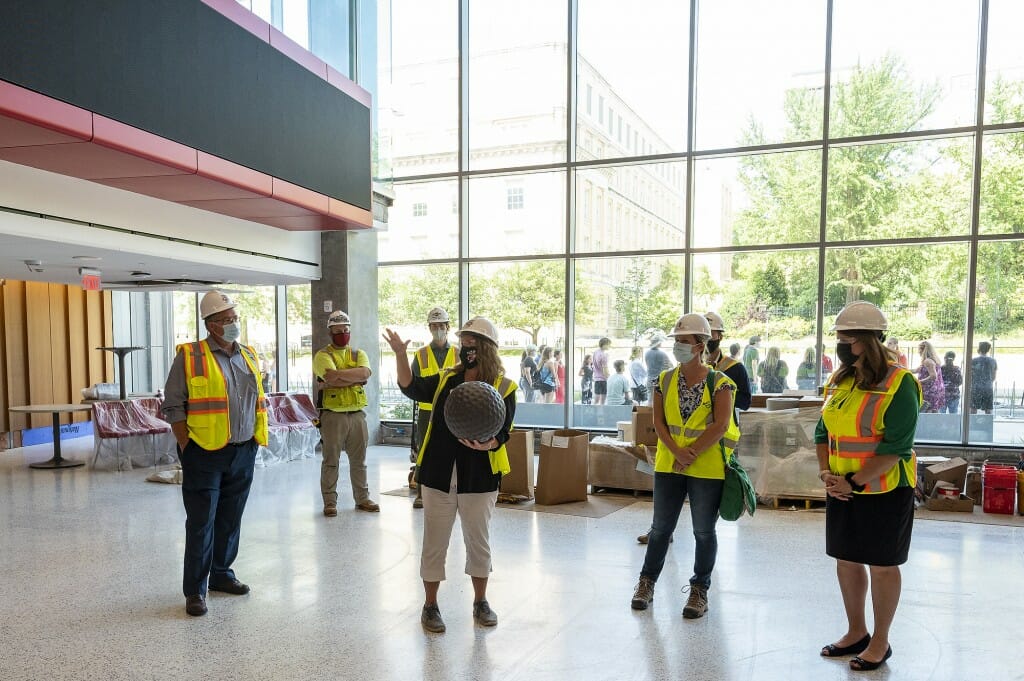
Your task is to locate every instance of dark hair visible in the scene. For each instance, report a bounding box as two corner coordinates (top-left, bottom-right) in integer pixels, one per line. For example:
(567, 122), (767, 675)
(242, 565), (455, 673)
(979, 341), (991, 354)
(613, 359), (626, 372)
(599, 337), (611, 349)
(944, 351), (956, 361)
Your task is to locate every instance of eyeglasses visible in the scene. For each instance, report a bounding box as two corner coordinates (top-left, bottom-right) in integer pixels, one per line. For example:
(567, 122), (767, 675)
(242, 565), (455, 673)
(211, 316), (239, 325)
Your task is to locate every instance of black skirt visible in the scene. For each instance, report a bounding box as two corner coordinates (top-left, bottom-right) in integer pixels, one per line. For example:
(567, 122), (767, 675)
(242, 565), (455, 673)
(825, 487), (914, 566)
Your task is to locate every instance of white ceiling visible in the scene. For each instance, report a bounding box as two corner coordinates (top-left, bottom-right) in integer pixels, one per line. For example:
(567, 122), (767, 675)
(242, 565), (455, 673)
(0, 160), (324, 289)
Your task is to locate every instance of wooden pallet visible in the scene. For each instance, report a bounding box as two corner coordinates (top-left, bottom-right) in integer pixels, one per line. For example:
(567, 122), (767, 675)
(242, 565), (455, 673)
(762, 495), (826, 510)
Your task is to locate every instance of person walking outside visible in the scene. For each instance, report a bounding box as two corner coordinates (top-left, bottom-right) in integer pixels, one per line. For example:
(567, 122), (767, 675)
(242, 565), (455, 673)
(970, 341), (998, 415)
(644, 331), (673, 394)
(817, 301), (920, 672)
(743, 336), (761, 393)
(593, 338), (611, 405)
(161, 290), (268, 617)
(315, 310), (378, 515)
(941, 351), (962, 414)
(384, 318), (516, 633)
(630, 313), (740, 619)
(628, 346), (648, 405)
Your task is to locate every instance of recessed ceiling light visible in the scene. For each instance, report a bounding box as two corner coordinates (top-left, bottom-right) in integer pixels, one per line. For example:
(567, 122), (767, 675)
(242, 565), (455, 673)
(72, 255), (102, 261)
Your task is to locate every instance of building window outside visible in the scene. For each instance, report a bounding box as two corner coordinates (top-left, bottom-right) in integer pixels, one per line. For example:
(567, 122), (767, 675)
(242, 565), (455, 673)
(507, 187), (525, 210)
(412, 202), (427, 217)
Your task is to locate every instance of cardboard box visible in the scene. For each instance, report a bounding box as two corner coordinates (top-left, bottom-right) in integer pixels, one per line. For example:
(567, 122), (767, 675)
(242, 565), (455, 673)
(535, 429), (589, 505)
(616, 420), (633, 443)
(631, 406), (658, 447)
(925, 484), (975, 512)
(500, 431), (535, 498)
(923, 457), (969, 495)
(587, 439), (653, 493)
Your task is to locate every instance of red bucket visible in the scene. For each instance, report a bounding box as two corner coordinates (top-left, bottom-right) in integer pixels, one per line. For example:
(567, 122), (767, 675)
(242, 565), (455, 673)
(983, 463), (1017, 515)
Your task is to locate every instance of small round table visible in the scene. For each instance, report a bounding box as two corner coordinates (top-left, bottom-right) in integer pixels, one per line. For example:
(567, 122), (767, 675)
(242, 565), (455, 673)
(8, 404), (95, 469)
(97, 346), (146, 400)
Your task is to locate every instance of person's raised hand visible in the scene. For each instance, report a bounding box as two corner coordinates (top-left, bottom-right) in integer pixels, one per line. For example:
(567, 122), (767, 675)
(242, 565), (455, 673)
(382, 328), (411, 353)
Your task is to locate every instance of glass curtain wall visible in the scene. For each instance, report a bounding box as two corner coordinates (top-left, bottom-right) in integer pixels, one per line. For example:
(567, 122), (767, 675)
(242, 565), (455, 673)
(378, 0), (1024, 446)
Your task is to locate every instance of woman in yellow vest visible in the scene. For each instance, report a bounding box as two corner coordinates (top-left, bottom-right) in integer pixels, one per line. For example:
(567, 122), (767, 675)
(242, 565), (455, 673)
(383, 317), (516, 634)
(631, 313), (739, 619)
(817, 301), (921, 672)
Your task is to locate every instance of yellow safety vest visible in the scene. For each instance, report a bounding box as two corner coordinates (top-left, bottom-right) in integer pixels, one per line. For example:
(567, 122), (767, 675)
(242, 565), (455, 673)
(414, 345), (456, 411)
(821, 364), (921, 494)
(416, 370), (517, 476)
(316, 345), (369, 412)
(714, 355), (740, 373)
(179, 340), (268, 450)
(655, 368), (740, 479)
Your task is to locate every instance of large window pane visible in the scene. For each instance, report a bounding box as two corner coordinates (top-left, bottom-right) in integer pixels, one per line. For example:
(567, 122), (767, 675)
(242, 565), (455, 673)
(572, 255), (683, 429)
(694, 249), (822, 392)
(971, 241), (1024, 445)
(693, 151), (821, 248)
(229, 285), (279, 393)
(469, 260), (566, 428)
(468, 0), (567, 170)
(574, 161), (686, 254)
(980, 132), (1024, 235)
(695, 0), (826, 150)
(379, 0), (458, 177)
(825, 243), (970, 443)
(826, 138), (972, 241)
(984, 0), (1024, 125)
(285, 284), (312, 393)
(378, 180), (460, 261)
(467, 171), (566, 258)
(378, 264), (460, 420)
(577, 0), (689, 160)
(830, 0), (979, 135)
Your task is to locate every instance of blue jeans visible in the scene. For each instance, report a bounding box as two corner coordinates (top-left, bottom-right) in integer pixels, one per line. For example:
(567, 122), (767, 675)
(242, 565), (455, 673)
(641, 473), (723, 589)
(179, 439), (258, 597)
(943, 397), (960, 414)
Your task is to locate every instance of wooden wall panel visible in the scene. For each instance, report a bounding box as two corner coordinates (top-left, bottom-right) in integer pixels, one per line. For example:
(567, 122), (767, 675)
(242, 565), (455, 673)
(1, 281), (112, 435)
(67, 289), (89, 423)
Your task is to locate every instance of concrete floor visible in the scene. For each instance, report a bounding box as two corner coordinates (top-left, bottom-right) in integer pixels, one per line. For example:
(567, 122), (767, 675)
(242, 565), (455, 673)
(0, 438), (1021, 681)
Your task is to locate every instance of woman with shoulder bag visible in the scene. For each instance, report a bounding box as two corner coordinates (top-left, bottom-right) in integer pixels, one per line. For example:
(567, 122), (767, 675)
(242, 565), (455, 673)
(629, 346), (648, 404)
(630, 313), (739, 619)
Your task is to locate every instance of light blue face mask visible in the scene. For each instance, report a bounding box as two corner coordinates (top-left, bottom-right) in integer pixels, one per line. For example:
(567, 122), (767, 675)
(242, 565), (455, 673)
(673, 342), (694, 364)
(221, 321), (241, 343)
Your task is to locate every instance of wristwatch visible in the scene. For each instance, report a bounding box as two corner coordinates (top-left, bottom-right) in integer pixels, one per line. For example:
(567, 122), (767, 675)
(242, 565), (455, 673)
(845, 471), (866, 493)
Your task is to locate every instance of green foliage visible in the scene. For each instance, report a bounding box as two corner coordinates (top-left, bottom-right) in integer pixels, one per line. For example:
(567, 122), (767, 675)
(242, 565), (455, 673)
(613, 259), (685, 341)
(750, 261), (789, 310)
(765, 316), (815, 341)
(887, 317), (932, 341)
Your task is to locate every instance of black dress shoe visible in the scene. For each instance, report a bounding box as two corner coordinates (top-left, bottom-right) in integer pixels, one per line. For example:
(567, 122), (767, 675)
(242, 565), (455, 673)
(850, 646), (892, 671)
(185, 594), (207, 616)
(208, 578), (250, 595)
(821, 633), (870, 657)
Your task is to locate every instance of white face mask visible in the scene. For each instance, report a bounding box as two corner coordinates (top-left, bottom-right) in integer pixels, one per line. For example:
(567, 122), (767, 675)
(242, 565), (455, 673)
(221, 322), (241, 343)
(673, 342), (695, 364)
(431, 328), (448, 344)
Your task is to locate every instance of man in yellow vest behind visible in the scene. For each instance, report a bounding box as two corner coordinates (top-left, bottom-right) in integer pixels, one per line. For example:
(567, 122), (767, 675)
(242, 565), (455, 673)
(315, 310), (378, 516)
(410, 307), (457, 509)
(161, 290), (268, 617)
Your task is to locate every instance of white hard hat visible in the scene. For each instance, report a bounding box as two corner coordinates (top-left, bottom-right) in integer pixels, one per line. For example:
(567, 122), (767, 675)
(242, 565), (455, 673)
(326, 310), (351, 328)
(427, 307), (450, 324)
(458, 316), (499, 345)
(200, 290), (236, 320)
(831, 301), (887, 332)
(704, 311), (725, 332)
(668, 313), (711, 340)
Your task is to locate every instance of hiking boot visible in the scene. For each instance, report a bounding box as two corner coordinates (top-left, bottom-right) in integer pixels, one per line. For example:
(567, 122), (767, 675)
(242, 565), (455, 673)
(421, 604), (445, 633)
(682, 585), (708, 619)
(413, 496), (423, 509)
(631, 576), (656, 610)
(473, 599), (498, 627)
(323, 504), (337, 517)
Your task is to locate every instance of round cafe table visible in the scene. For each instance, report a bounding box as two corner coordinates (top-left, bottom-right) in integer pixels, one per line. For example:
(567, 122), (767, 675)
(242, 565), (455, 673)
(8, 404), (94, 469)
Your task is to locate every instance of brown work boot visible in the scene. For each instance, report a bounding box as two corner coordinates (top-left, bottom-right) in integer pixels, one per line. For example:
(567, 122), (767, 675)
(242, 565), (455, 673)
(323, 504), (337, 517)
(631, 576), (656, 610)
(356, 499), (380, 512)
(682, 585), (708, 619)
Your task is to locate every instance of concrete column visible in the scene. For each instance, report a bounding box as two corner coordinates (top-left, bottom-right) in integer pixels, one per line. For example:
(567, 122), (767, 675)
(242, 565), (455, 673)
(312, 229), (380, 439)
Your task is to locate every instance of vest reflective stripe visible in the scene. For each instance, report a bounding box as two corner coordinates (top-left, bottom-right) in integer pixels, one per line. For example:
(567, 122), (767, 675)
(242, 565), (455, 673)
(180, 341), (268, 450)
(822, 364), (920, 494)
(715, 356), (739, 372)
(655, 367), (740, 478)
(319, 346), (369, 411)
(417, 371), (517, 476)
(415, 345), (456, 411)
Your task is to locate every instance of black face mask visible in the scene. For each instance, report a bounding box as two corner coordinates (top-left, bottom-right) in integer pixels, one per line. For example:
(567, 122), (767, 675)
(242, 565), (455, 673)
(706, 339), (721, 354)
(459, 346), (478, 368)
(837, 343), (857, 366)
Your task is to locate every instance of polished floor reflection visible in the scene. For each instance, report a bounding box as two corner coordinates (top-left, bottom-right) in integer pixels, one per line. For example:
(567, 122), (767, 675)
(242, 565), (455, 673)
(1, 438), (1021, 681)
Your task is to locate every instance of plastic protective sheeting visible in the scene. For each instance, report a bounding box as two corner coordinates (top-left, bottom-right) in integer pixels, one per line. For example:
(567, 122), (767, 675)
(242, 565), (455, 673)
(91, 398), (177, 471)
(739, 408), (824, 500)
(256, 392), (320, 467)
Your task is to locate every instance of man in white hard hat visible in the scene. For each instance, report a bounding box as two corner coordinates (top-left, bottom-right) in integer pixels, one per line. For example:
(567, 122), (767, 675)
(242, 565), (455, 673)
(314, 310), (378, 515)
(409, 307), (456, 509)
(161, 290), (268, 617)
